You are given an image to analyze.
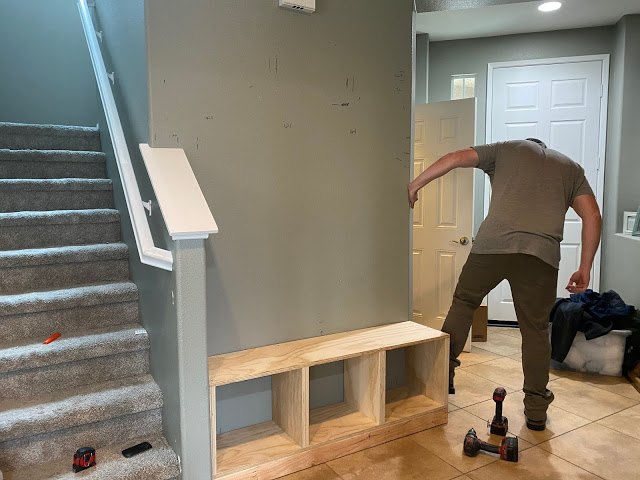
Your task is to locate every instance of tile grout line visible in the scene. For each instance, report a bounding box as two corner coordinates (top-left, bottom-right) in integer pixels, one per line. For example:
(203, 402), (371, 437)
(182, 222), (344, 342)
(406, 435), (467, 477)
(538, 441), (608, 480)
(594, 414), (640, 442)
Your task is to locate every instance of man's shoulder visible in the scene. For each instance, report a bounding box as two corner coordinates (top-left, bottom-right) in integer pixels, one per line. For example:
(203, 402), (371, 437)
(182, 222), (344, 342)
(545, 148), (582, 169)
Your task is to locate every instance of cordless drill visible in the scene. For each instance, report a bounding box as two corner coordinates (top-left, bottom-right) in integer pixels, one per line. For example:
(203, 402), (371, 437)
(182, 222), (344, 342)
(490, 387), (508, 436)
(463, 428), (518, 462)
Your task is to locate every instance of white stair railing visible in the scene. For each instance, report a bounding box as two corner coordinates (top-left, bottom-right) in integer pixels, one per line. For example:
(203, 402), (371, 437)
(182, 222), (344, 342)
(77, 0), (217, 270)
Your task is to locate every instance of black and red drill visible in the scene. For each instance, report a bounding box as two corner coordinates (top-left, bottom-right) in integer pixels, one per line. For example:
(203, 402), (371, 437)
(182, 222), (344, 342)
(489, 387), (508, 436)
(463, 428), (518, 462)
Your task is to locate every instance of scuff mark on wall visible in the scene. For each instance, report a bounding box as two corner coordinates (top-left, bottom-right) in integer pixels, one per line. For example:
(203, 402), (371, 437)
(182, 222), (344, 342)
(345, 75), (356, 92)
(268, 56), (279, 75)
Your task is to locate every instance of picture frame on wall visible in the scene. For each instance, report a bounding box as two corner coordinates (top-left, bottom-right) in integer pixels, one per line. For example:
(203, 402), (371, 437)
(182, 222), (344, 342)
(623, 211), (637, 235)
(633, 207), (640, 237)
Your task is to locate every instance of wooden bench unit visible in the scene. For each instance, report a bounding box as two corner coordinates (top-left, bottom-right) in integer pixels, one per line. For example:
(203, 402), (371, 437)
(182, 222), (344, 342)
(208, 321), (449, 479)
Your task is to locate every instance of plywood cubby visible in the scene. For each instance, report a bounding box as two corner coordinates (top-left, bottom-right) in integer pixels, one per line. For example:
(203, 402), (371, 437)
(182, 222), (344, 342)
(309, 353), (384, 445)
(208, 321), (449, 479)
(385, 341), (448, 423)
(212, 369), (308, 476)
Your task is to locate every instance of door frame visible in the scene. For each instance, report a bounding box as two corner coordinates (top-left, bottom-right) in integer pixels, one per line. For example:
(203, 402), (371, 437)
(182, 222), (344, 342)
(484, 54), (610, 291)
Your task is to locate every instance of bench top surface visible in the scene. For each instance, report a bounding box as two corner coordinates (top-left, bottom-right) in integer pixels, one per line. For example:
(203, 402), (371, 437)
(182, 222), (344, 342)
(208, 321), (448, 386)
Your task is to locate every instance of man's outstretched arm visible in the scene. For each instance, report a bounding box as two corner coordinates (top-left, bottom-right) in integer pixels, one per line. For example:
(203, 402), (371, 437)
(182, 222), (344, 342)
(407, 148), (479, 208)
(567, 194), (602, 293)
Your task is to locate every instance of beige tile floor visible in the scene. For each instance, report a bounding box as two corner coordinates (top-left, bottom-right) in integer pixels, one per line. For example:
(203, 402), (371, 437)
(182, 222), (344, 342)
(282, 327), (640, 480)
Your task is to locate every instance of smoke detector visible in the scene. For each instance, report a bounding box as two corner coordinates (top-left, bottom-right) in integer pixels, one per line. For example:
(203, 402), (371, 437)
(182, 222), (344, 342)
(279, 0), (315, 14)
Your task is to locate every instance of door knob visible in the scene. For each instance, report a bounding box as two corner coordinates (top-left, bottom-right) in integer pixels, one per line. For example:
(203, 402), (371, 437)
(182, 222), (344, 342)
(453, 236), (470, 246)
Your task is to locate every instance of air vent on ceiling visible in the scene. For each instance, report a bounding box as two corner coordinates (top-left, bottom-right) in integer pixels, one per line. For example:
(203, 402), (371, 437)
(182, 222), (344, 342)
(279, 0), (315, 14)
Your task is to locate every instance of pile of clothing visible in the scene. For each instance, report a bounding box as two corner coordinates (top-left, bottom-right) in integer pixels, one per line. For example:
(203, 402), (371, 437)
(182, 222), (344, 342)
(549, 290), (640, 375)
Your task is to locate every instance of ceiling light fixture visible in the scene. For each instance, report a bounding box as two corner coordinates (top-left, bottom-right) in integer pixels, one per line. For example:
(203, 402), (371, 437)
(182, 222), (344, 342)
(538, 1), (562, 12)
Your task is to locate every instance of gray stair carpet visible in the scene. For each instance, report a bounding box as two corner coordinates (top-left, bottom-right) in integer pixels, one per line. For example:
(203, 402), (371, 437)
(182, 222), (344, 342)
(0, 178), (114, 212)
(0, 149), (106, 179)
(0, 123), (179, 479)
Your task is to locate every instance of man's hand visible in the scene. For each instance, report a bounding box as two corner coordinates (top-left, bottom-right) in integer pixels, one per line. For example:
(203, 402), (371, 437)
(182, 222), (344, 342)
(566, 268), (590, 293)
(408, 184), (418, 209)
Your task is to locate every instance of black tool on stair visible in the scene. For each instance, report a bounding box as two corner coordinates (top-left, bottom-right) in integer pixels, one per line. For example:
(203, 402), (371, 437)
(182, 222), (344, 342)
(489, 387), (508, 436)
(72, 447), (96, 472)
(463, 428), (518, 462)
(122, 441), (152, 458)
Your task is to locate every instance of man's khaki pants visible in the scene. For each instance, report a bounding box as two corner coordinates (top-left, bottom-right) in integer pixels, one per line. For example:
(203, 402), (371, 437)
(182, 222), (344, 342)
(442, 253), (558, 422)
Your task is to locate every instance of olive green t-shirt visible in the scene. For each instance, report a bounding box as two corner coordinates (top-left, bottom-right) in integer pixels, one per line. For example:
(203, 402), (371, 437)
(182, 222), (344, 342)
(472, 140), (594, 269)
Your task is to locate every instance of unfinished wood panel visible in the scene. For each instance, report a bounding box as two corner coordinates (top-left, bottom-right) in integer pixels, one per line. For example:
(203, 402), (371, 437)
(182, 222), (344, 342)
(385, 386), (443, 423)
(209, 322), (447, 386)
(216, 407), (447, 480)
(216, 421), (301, 475)
(308, 402), (377, 446)
(272, 368), (309, 448)
(407, 339), (449, 407)
(344, 351), (385, 425)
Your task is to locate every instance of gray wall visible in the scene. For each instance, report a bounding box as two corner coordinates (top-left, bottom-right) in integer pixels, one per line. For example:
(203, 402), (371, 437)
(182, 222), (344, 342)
(146, 0), (414, 356)
(601, 16), (640, 306)
(92, 0), (184, 460)
(427, 27), (613, 234)
(0, 0), (99, 126)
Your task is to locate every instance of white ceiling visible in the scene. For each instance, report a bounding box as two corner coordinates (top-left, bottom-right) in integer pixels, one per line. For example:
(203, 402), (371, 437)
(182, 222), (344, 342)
(416, 0), (640, 41)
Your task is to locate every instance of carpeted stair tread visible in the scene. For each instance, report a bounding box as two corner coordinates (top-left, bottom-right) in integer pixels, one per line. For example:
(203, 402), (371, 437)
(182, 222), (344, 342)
(0, 324), (149, 374)
(0, 209), (119, 226)
(0, 408), (161, 470)
(0, 180), (115, 213)
(3, 434), (179, 480)
(0, 149), (105, 163)
(0, 122), (100, 151)
(0, 149), (106, 179)
(0, 282), (138, 317)
(0, 243), (128, 269)
(0, 244), (129, 294)
(0, 374), (161, 442)
(0, 178), (112, 191)
(0, 350), (149, 401)
(0, 210), (121, 249)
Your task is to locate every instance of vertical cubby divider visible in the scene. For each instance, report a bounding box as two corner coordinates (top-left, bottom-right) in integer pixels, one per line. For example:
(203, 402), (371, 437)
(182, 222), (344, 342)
(344, 351), (386, 426)
(272, 367), (309, 448)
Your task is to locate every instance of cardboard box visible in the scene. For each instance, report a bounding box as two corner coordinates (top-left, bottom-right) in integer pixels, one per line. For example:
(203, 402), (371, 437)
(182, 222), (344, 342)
(472, 306), (488, 342)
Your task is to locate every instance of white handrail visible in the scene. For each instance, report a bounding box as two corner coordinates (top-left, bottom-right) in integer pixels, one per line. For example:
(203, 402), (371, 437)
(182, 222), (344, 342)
(77, 0), (173, 270)
(139, 145), (218, 240)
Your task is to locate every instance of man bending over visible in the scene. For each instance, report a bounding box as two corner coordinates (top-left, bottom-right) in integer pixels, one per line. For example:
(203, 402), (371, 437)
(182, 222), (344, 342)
(407, 138), (601, 431)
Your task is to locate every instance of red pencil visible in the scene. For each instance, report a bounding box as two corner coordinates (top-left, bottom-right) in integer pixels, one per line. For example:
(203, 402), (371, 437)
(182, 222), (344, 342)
(43, 332), (62, 344)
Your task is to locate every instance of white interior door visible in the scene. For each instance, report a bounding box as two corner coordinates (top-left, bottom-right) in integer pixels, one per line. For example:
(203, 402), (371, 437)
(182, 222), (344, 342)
(485, 57), (608, 321)
(413, 99), (475, 343)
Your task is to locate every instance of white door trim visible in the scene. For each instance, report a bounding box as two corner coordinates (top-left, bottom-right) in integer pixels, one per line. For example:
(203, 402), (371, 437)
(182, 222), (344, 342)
(485, 54), (609, 291)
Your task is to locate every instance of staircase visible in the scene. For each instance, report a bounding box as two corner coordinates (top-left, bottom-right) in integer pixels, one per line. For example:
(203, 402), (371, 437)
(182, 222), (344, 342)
(0, 122), (180, 480)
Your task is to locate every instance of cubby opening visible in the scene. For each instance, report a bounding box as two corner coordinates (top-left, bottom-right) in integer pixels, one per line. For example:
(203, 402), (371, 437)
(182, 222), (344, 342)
(384, 341), (447, 423)
(308, 353), (384, 445)
(214, 369), (308, 476)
